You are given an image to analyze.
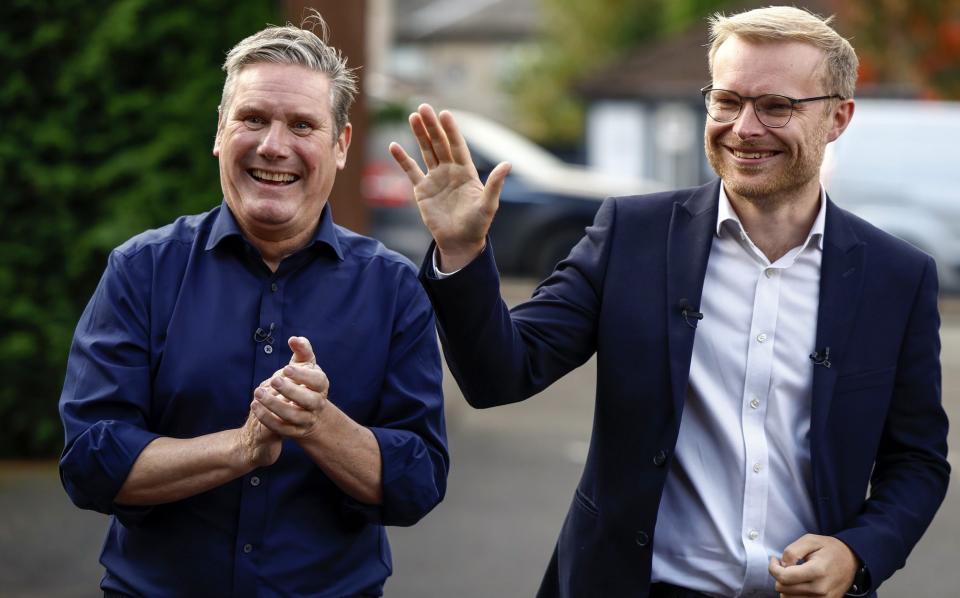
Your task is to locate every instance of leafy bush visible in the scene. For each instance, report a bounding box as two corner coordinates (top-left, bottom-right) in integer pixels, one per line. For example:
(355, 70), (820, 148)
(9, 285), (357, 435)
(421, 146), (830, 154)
(0, 0), (280, 456)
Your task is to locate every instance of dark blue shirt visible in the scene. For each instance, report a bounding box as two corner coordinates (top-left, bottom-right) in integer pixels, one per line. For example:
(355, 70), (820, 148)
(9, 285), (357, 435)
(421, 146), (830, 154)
(59, 202), (448, 597)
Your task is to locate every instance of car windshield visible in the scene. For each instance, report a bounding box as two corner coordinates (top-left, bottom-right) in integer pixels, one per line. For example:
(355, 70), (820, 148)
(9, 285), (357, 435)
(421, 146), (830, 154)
(452, 111), (566, 176)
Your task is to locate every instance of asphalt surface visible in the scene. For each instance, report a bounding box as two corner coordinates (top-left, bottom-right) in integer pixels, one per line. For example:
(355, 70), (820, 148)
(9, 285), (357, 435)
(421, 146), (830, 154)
(2, 280), (958, 597)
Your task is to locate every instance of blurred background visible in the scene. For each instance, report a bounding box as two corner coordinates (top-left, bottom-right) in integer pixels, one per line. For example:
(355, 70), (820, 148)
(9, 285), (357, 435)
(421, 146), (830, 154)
(2, 0), (959, 595)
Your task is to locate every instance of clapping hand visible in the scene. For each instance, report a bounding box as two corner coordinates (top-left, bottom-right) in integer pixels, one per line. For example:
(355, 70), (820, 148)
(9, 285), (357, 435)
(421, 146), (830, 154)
(252, 336), (330, 441)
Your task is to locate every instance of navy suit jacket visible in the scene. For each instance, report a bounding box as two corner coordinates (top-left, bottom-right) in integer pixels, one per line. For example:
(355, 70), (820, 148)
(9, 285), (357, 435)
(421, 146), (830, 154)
(420, 180), (949, 598)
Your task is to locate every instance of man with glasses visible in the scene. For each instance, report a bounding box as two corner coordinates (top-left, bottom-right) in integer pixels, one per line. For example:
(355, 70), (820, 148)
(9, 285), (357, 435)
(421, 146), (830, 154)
(391, 5), (948, 598)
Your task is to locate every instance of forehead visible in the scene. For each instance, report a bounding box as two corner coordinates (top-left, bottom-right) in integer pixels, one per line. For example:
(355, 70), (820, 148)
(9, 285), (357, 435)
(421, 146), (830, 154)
(712, 36), (827, 96)
(229, 62), (332, 114)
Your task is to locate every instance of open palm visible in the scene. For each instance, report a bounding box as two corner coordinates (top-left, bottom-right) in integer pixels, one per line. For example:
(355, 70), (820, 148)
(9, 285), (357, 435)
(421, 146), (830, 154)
(390, 104), (511, 271)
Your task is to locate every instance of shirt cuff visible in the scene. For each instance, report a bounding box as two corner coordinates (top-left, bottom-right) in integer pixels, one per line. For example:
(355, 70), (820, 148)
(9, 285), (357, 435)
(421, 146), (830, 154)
(432, 247), (463, 278)
(369, 426), (445, 527)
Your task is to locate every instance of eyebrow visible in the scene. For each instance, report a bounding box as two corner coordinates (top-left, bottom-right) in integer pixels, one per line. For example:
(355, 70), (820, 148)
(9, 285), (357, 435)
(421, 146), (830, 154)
(231, 104), (327, 126)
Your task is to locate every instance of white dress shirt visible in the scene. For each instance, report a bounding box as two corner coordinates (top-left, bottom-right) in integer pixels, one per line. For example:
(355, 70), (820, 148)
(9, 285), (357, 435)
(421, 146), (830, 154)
(651, 185), (826, 597)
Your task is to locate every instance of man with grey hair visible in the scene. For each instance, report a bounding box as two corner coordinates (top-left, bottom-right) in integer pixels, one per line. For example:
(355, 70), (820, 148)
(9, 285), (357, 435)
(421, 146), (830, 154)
(59, 13), (448, 597)
(393, 5), (948, 598)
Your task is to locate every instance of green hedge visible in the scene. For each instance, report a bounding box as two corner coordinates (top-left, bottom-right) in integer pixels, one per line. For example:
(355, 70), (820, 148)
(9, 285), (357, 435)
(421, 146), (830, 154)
(0, 0), (280, 457)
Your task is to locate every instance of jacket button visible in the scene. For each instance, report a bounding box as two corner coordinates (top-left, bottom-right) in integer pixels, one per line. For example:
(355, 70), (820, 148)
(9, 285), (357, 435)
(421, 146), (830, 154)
(653, 450), (668, 467)
(635, 531), (649, 547)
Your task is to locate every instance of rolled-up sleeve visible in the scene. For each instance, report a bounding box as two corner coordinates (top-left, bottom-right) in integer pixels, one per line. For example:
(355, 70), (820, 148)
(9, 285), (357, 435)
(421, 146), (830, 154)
(364, 270), (449, 527)
(59, 249), (159, 524)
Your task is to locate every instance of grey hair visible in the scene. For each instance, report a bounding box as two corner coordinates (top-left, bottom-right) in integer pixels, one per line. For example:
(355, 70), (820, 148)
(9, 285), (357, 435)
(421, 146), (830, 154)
(220, 10), (358, 138)
(707, 6), (859, 99)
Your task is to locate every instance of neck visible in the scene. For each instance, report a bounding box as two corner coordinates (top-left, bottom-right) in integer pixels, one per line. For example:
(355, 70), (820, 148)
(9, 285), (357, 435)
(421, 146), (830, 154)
(725, 180), (821, 263)
(243, 225), (317, 272)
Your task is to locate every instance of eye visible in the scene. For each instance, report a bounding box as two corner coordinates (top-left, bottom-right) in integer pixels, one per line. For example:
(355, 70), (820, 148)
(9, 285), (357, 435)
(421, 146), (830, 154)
(708, 92), (741, 110)
(292, 121), (313, 134)
(243, 115), (266, 128)
(758, 97), (793, 116)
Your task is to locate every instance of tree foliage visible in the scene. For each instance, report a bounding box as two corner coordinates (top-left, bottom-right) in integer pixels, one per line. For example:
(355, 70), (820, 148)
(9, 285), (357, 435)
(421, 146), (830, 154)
(836, 0), (960, 99)
(508, 0), (733, 145)
(1, 0), (280, 456)
(511, 0), (960, 146)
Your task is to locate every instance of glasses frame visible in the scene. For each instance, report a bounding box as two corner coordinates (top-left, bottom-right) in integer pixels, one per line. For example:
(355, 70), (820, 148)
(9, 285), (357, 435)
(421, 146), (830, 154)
(700, 85), (845, 128)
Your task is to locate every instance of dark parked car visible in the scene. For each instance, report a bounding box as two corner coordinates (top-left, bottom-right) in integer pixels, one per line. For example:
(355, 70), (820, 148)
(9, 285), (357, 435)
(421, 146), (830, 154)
(364, 110), (663, 277)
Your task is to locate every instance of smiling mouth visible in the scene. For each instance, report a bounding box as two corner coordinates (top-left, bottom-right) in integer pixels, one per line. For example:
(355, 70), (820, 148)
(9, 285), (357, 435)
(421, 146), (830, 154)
(729, 148), (781, 160)
(249, 168), (300, 185)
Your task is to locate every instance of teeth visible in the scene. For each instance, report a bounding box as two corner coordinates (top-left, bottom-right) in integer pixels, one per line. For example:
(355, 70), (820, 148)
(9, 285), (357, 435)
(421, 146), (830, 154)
(251, 169), (297, 183)
(733, 150), (774, 159)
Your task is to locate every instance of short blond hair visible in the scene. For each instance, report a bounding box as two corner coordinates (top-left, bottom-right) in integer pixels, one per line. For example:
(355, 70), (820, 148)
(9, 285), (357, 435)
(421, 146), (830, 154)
(707, 6), (858, 99)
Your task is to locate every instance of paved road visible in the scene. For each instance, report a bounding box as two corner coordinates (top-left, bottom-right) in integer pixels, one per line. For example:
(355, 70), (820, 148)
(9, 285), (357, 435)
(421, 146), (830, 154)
(2, 281), (958, 597)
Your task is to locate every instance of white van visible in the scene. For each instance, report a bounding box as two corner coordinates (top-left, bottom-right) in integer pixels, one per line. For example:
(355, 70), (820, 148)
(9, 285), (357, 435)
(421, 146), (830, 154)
(822, 99), (960, 292)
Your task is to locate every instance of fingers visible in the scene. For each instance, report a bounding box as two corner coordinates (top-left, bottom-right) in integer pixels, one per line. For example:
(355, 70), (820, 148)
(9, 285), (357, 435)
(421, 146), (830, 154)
(437, 109), (472, 165)
(483, 161), (511, 212)
(254, 385), (315, 430)
(250, 397), (293, 434)
(782, 534), (819, 566)
(281, 363), (329, 394)
(389, 142), (425, 186)
(772, 563), (818, 587)
(409, 109), (439, 169)
(287, 336), (317, 366)
(418, 104), (455, 164)
(405, 104), (476, 171)
(254, 364), (328, 417)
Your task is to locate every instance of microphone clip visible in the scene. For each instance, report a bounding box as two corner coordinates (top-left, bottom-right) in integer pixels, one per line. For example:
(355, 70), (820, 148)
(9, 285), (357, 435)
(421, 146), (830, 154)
(254, 322), (275, 345)
(809, 346), (831, 368)
(678, 298), (704, 329)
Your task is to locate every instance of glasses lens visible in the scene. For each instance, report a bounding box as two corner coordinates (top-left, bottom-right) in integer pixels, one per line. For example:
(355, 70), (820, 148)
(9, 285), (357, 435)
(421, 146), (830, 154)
(755, 95), (793, 127)
(705, 90), (742, 122)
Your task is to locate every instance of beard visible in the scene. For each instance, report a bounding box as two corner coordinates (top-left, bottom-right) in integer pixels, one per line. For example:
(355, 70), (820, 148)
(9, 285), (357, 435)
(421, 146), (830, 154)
(705, 122), (827, 209)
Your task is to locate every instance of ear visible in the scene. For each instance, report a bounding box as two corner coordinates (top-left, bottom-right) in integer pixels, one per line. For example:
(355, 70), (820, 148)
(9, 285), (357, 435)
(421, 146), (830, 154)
(335, 122), (352, 170)
(826, 98), (855, 143)
(213, 105), (224, 157)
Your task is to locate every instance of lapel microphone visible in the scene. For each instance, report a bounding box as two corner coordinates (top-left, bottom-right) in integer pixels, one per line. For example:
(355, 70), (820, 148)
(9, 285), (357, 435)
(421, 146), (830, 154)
(254, 322), (275, 344)
(809, 346), (831, 368)
(678, 298), (704, 329)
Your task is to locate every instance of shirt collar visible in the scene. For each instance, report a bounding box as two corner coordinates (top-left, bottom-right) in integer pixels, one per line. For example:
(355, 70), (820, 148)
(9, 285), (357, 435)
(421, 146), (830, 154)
(716, 184), (826, 252)
(205, 200), (344, 261)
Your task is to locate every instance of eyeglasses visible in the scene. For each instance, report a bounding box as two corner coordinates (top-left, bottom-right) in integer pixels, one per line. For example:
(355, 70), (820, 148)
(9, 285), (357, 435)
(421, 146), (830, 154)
(701, 85), (845, 128)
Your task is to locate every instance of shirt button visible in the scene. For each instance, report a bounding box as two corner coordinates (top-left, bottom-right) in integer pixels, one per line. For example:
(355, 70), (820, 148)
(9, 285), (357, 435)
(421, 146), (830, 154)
(764, 268), (776, 278)
(749, 398), (761, 409)
(271, 282), (278, 292)
(250, 476), (261, 486)
(243, 543), (253, 553)
(753, 463), (762, 473)
(748, 530), (759, 541)
(756, 333), (768, 343)
(635, 531), (650, 547)
(264, 344), (273, 354)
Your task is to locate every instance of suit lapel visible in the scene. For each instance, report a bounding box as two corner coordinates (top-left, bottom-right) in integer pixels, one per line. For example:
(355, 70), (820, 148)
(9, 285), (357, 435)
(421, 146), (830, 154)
(666, 180), (719, 416)
(810, 200), (865, 512)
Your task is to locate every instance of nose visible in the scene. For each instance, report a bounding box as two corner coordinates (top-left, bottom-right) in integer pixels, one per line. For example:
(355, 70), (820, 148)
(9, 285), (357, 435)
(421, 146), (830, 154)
(732, 99), (766, 139)
(257, 120), (290, 160)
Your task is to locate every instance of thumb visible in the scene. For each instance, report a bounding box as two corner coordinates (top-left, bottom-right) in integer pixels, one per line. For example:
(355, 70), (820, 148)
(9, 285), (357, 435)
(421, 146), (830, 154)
(781, 534), (820, 566)
(482, 161), (511, 212)
(287, 336), (317, 365)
